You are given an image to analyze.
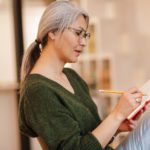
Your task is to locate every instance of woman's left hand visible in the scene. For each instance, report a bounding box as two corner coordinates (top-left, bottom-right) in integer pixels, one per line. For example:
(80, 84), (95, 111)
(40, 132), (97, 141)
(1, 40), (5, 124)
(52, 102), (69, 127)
(118, 119), (138, 133)
(117, 108), (144, 133)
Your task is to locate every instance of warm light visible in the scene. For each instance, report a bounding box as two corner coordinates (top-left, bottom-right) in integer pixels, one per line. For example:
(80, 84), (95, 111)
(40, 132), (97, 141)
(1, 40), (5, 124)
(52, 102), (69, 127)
(0, 0), (2, 5)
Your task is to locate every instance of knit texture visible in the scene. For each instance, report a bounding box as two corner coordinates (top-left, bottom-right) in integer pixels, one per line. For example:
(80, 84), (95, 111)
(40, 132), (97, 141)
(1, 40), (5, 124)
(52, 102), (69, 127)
(19, 68), (113, 150)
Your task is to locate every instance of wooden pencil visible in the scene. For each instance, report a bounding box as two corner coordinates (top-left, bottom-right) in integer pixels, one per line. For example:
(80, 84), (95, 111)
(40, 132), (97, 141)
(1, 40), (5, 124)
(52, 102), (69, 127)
(98, 89), (146, 96)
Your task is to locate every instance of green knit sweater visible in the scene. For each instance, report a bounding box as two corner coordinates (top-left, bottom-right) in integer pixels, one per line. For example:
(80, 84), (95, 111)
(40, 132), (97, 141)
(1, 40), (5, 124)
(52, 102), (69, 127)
(19, 68), (113, 150)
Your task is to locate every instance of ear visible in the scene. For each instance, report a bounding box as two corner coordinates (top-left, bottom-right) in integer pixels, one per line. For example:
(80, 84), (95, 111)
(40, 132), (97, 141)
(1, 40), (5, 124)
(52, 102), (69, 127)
(48, 32), (55, 40)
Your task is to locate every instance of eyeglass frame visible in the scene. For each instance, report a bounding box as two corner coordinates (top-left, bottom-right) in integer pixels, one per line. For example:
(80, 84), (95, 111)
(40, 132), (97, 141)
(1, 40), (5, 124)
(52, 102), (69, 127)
(67, 27), (90, 41)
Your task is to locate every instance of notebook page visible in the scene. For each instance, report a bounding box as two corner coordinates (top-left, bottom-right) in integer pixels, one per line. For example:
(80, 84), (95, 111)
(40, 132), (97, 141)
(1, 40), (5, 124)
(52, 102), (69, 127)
(127, 80), (150, 119)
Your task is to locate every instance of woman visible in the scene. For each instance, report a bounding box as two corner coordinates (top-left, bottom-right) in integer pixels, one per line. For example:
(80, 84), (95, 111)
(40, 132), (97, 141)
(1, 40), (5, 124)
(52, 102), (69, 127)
(19, 1), (150, 150)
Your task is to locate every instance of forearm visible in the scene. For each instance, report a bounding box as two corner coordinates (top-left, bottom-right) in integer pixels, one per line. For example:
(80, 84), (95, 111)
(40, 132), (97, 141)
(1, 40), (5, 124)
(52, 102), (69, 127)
(91, 110), (124, 148)
(91, 87), (143, 148)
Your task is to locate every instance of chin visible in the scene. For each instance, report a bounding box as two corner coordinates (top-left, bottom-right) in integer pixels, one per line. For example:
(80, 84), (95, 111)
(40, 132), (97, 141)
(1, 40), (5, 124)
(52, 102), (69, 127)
(68, 57), (78, 63)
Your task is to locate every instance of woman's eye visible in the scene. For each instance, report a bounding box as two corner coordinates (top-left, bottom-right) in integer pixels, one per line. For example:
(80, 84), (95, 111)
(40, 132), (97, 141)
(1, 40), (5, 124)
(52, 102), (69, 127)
(75, 31), (82, 36)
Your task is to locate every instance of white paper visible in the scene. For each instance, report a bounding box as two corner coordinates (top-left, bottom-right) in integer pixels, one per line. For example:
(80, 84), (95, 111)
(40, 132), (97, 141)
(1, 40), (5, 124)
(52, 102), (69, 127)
(127, 80), (150, 119)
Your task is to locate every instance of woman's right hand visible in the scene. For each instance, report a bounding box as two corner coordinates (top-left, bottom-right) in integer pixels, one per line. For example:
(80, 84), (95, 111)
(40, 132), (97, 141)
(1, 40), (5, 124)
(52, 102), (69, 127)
(112, 87), (143, 122)
(91, 87), (143, 148)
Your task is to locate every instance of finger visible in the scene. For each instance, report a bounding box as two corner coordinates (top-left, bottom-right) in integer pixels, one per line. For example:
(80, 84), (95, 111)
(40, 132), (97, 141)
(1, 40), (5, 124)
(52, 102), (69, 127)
(133, 92), (143, 98)
(129, 120), (138, 128)
(129, 124), (136, 130)
(128, 119), (137, 124)
(132, 93), (143, 103)
(127, 87), (139, 94)
(135, 98), (142, 103)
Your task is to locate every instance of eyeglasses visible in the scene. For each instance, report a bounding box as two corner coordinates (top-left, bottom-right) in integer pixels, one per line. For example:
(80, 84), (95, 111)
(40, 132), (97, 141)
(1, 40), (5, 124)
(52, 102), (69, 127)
(68, 27), (90, 40)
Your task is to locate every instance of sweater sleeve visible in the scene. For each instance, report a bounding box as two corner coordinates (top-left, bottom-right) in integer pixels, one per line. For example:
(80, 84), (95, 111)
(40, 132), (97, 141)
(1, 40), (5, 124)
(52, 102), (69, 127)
(22, 84), (107, 150)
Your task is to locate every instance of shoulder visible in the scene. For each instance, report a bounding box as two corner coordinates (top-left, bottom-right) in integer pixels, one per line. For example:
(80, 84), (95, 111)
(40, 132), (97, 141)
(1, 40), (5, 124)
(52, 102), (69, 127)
(20, 74), (56, 101)
(19, 76), (63, 113)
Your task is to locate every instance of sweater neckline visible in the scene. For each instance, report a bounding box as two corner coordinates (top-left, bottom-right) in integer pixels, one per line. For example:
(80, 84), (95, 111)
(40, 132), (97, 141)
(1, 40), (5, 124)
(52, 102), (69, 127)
(28, 68), (77, 96)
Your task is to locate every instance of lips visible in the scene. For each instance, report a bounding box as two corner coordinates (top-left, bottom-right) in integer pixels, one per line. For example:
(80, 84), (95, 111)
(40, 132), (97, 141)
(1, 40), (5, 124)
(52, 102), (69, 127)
(74, 49), (82, 53)
(74, 50), (82, 56)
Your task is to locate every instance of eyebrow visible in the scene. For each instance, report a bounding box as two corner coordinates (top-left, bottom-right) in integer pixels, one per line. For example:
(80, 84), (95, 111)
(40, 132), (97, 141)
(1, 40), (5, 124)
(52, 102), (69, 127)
(78, 27), (87, 32)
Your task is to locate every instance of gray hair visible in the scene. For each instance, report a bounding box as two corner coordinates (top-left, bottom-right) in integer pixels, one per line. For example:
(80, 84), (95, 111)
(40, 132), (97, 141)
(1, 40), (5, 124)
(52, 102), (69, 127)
(20, 0), (89, 84)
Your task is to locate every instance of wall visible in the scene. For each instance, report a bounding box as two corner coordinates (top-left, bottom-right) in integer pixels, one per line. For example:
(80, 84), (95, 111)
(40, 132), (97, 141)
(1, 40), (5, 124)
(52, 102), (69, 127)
(0, 1), (20, 150)
(0, 0), (16, 84)
(0, 88), (20, 150)
(86, 0), (150, 90)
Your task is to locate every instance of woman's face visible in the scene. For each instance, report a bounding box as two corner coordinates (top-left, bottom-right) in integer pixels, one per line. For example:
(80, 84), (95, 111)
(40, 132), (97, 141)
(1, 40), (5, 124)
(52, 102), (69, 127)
(54, 15), (89, 63)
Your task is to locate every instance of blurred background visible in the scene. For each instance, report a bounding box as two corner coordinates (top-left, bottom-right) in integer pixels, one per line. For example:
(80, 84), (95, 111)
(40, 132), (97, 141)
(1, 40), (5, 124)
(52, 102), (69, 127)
(0, 0), (150, 149)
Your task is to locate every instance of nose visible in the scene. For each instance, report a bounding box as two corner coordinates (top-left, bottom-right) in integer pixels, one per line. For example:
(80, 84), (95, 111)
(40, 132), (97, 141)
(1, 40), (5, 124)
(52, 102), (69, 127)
(79, 37), (87, 47)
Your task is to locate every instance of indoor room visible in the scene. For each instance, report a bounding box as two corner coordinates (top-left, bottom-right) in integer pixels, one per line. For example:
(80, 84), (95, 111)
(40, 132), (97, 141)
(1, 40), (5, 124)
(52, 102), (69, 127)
(0, 0), (150, 149)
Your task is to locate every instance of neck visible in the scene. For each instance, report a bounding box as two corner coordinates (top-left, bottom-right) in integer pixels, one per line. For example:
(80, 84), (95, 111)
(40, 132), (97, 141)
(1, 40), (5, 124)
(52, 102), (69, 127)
(31, 45), (65, 77)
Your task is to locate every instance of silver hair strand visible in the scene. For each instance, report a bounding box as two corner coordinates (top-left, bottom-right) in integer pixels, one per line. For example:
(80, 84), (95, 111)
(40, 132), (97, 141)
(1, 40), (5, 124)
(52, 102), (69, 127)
(20, 0), (89, 85)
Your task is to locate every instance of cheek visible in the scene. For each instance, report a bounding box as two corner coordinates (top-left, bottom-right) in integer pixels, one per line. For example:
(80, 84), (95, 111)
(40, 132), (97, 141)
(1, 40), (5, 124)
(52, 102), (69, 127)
(60, 35), (77, 51)
(55, 38), (72, 59)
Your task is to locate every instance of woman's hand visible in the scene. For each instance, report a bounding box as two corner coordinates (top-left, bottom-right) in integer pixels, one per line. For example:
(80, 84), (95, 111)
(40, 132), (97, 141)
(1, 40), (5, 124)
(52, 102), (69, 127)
(117, 104), (144, 133)
(91, 87), (143, 148)
(117, 119), (138, 133)
(112, 87), (143, 122)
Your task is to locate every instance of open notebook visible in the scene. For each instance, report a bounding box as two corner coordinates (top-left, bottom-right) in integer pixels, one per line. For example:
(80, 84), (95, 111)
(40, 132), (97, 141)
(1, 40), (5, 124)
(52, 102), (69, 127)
(127, 80), (150, 120)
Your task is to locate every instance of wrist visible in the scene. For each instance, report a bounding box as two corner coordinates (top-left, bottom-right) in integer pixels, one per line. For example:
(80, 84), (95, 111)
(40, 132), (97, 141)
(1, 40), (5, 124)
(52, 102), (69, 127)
(110, 110), (125, 123)
(108, 134), (116, 144)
